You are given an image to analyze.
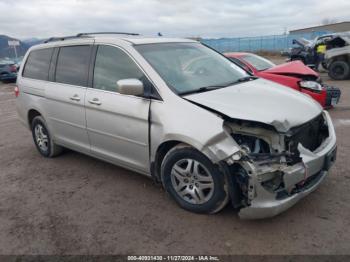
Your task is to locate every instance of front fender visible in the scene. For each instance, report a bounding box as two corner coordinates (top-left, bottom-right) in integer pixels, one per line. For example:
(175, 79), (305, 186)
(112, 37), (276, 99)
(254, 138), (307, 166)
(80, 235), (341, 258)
(150, 97), (241, 165)
(160, 130), (240, 164)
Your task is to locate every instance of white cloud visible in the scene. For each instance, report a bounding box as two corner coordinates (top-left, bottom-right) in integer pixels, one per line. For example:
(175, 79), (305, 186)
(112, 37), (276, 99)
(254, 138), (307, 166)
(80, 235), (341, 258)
(0, 0), (349, 39)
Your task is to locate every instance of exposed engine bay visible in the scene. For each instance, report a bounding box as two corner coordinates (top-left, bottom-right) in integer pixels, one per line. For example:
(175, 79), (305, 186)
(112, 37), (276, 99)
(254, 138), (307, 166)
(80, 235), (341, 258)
(225, 113), (330, 209)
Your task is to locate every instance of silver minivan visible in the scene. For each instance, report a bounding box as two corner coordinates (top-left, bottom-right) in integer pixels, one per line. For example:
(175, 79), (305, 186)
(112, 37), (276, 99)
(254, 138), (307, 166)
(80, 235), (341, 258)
(16, 33), (337, 219)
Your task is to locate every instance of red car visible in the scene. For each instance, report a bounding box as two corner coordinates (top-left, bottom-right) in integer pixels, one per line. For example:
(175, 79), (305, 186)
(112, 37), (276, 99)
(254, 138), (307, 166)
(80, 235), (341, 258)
(224, 52), (341, 108)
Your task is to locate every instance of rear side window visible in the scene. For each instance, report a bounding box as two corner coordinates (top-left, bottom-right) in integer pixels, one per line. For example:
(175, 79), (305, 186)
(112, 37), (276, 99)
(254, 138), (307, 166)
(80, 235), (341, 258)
(55, 45), (90, 86)
(23, 48), (53, 80)
(93, 45), (144, 92)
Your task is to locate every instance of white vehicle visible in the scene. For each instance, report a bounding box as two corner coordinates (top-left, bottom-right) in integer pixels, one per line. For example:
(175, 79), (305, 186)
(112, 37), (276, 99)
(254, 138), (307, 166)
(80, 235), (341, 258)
(325, 35), (350, 80)
(16, 33), (337, 219)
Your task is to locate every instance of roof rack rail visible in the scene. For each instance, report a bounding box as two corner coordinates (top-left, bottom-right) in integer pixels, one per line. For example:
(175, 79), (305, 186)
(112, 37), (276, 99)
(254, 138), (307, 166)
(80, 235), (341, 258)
(44, 34), (91, 43)
(76, 32), (140, 37)
(44, 32), (140, 43)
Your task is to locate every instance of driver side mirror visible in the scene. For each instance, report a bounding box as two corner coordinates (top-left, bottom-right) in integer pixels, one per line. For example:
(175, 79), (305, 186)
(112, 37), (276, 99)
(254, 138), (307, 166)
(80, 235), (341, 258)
(116, 79), (144, 96)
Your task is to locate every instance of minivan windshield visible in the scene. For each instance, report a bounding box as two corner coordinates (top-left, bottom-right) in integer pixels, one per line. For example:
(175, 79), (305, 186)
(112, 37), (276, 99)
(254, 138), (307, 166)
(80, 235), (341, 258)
(135, 43), (249, 95)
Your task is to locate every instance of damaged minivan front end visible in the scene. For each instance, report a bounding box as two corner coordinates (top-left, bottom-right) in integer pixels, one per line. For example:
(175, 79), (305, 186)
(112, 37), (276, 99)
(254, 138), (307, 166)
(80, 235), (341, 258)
(223, 111), (336, 219)
(185, 79), (337, 219)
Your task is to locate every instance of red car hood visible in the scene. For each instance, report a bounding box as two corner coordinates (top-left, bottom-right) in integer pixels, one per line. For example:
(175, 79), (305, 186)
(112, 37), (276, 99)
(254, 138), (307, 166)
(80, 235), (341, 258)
(264, 61), (318, 77)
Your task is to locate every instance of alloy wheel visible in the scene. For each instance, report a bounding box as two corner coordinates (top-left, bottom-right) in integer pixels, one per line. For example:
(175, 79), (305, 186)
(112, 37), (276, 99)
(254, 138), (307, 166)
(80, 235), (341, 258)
(170, 159), (214, 205)
(34, 124), (49, 152)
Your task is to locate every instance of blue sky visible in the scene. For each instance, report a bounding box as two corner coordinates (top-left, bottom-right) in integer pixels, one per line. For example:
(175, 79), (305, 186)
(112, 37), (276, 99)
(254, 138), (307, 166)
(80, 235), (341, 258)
(0, 0), (349, 39)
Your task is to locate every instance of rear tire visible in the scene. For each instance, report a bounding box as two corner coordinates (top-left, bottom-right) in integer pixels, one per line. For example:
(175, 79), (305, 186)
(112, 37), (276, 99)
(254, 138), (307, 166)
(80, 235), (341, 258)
(328, 61), (350, 80)
(31, 116), (63, 157)
(161, 145), (228, 214)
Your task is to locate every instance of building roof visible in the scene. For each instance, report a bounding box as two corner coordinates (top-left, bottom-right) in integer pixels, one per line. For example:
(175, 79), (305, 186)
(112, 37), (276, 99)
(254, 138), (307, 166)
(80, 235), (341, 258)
(290, 21), (350, 34)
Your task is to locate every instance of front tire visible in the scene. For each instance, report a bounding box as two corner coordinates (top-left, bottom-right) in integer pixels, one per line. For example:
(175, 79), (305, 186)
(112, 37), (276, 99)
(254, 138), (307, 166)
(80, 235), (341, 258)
(328, 61), (350, 80)
(161, 145), (228, 214)
(31, 116), (63, 157)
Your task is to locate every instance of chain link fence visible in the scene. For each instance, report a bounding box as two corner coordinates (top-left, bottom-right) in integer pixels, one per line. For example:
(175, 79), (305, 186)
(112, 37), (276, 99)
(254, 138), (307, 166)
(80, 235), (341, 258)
(201, 31), (331, 53)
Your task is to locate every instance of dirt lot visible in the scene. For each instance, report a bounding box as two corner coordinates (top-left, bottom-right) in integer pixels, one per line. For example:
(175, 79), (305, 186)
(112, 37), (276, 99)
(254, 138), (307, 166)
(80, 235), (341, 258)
(0, 69), (350, 255)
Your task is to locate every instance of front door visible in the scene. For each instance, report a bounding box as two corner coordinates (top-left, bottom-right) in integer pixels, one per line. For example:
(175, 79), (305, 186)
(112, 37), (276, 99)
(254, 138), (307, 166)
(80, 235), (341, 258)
(85, 45), (151, 173)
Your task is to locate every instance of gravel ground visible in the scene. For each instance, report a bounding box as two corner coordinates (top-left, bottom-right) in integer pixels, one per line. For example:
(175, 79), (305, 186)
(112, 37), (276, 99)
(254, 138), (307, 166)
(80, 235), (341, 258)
(0, 69), (349, 255)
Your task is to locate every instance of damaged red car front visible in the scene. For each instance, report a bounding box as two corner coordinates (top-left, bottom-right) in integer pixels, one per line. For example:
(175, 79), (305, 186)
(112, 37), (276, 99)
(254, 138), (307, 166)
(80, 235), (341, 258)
(225, 52), (341, 108)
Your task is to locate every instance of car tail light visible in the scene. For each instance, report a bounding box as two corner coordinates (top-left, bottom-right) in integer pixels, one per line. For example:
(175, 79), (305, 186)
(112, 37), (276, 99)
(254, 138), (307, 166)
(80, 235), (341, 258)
(10, 65), (17, 73)
(14, 86), (19, 97)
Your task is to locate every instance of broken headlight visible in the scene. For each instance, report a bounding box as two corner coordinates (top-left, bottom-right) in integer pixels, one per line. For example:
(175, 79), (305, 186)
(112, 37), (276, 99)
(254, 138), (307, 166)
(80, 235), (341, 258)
(299, 81), (322, 93)
(232, 134), (270, 154)
(232, 133), (289, 164)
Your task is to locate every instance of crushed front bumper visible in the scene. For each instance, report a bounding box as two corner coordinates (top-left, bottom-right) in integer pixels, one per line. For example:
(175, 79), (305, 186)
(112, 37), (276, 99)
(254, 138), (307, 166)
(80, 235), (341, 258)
(238, 111), (336, 219)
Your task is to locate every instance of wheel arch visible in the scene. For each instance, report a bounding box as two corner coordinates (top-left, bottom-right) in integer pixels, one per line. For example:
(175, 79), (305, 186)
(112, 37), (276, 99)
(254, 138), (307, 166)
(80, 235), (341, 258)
(151, 140), (194, 182)
(28, 108), (42, 128)
(333, 54), (349, 62)
(328, 54), (350, 64)
(150, 129), (240, 182)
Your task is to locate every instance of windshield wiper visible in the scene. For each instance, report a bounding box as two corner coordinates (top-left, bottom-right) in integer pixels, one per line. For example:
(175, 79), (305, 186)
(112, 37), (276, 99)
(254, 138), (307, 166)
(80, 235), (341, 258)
(217, 76), (258, 87)
(236, 76), (258, 82)
(179, 76), (258, 96)
(179, 86), (224, 96)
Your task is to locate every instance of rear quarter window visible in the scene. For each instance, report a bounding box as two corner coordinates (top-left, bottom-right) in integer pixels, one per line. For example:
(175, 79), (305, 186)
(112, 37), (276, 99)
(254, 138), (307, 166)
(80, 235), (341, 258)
(23, 48), (54, 80)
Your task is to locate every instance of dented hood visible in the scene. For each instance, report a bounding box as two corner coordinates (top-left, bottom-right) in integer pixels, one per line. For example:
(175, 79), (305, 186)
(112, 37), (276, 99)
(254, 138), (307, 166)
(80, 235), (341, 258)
(264, 61), (318, 77)
(185, 78), (322, 132)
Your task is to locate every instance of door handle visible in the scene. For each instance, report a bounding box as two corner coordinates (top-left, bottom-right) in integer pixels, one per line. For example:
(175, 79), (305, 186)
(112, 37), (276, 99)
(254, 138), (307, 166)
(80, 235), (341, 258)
(69, 94), (81, 101)
(88, 98), (102, 105)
